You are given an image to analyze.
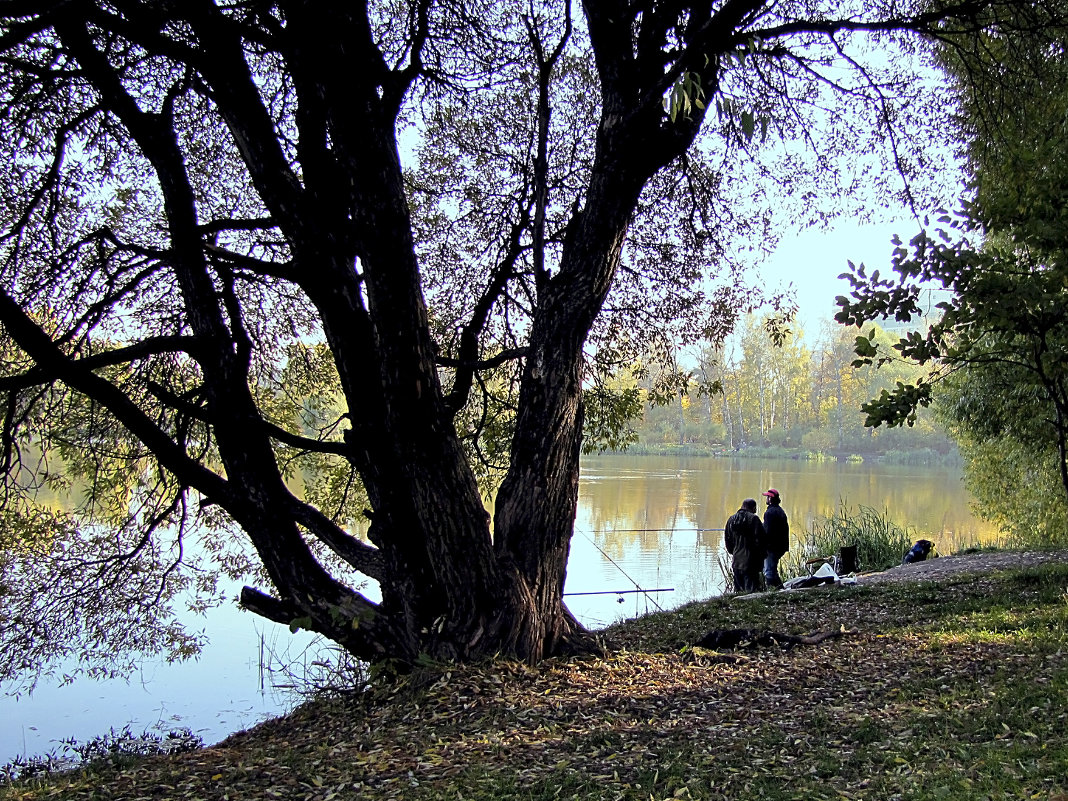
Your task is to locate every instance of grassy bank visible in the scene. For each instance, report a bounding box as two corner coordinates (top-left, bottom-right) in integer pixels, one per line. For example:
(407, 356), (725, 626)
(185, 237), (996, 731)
(3, 557), (1068, 801)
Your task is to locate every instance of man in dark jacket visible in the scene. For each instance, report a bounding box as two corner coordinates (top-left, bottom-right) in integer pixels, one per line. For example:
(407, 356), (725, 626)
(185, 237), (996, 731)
(761, 488), (789, 589)
(724, 498), (765, 593)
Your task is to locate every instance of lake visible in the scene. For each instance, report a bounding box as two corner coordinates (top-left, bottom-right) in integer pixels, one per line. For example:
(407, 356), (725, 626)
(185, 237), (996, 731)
(563, 454), (996, 627)
(0, 454), (997, 767)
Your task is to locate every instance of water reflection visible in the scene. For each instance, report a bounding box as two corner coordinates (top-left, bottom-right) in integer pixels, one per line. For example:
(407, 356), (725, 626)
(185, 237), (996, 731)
(563, 453), (998, 629)
(579, 455), (993, 543)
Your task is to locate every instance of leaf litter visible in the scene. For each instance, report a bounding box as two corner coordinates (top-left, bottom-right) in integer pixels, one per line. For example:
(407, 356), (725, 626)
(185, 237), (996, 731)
(4, 552), (1068, 801)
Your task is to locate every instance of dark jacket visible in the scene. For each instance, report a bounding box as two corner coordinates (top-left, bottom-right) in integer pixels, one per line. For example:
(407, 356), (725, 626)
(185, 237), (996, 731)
(763, 502), (790, 555)
(724, 509), (765, 573)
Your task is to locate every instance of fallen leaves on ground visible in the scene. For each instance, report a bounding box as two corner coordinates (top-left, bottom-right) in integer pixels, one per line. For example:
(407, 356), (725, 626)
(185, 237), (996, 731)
(6, 554), (1068, 801)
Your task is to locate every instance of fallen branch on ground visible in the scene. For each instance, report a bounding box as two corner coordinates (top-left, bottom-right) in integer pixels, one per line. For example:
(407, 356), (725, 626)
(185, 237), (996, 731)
(693, 626), (854, 651)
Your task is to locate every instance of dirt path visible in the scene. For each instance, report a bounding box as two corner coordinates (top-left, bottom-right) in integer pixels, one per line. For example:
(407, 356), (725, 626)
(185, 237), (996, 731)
(856, 548), (1068, 584)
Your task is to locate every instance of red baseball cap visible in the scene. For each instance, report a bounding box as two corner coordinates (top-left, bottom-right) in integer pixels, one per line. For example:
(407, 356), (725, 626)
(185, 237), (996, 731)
(762, 488), (780, 500)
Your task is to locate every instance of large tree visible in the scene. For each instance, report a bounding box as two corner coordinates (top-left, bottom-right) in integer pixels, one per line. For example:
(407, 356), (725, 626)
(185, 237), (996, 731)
(0, 0), (1027, 680)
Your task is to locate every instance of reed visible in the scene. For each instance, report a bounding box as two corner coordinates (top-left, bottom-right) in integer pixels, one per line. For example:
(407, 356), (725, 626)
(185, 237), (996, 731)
(715, 551), (735, 593)
(782, 503), (917, 579)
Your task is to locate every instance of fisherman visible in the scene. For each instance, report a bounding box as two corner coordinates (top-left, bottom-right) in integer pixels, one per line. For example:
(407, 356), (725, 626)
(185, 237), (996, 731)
(761, 488), (789, 589)
(724, 498), (766, 593)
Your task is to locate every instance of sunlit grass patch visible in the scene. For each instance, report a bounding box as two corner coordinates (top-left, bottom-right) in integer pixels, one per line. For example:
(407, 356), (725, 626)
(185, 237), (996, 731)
(918, 571), (1068, 649)
(925, 626), (1054, 650)
(926, 608), (1068, 650)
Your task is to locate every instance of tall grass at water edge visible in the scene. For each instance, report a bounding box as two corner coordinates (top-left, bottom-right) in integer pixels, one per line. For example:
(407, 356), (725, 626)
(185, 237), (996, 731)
(781, 504), (915, 580)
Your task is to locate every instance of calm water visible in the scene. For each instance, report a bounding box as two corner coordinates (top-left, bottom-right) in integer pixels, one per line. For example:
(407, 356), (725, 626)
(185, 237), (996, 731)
(563, 454), (997, 628)
(0, 454), (996, 765)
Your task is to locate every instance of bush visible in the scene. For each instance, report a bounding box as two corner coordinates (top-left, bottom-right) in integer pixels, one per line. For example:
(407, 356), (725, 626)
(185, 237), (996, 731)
(880, 448), (956, 466)
(1, 726), (202, 783)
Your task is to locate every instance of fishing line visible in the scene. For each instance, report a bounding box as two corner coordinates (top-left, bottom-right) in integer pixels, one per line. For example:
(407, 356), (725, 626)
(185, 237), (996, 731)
(570, 528), (672, 612)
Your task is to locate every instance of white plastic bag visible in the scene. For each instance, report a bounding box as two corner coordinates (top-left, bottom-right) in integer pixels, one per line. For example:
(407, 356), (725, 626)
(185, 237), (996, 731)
(812, 562), (839, 580)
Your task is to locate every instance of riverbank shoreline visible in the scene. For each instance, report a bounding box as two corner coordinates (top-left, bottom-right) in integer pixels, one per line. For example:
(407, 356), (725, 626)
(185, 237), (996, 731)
(4, 548), (1067, 800)
(597, 445), (963, 467)
(855, 547), (1068, 584)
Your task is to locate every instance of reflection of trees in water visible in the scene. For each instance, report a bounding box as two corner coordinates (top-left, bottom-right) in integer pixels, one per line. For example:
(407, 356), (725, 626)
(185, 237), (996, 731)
(579, 471), (700, 559)
(575, 462), (730, 608)
(579, 455), (999, 557)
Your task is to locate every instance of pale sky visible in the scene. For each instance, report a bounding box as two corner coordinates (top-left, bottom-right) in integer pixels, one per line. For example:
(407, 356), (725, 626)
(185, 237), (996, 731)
(758, 220), (922, 340)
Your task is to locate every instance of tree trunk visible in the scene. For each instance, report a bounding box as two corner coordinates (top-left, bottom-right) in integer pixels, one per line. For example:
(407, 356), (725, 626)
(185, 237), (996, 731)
(492, 155), (649, 660)
(679, 392), (686, 446)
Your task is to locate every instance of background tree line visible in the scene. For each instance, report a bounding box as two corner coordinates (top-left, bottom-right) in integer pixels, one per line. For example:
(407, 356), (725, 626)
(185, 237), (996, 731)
(610, 314), (957, 461)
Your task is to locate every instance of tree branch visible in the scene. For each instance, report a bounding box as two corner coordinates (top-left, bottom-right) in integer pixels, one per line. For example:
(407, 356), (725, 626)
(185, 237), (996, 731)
(0, 286), (238, 508)
(0, 336), (202, 393)
(279, 492), (385, 580)
(437, 347), (529, 372)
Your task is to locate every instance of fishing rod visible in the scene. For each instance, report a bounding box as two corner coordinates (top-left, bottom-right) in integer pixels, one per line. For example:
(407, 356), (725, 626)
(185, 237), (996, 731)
(563, 588), (674, 597)
(586, 527), (724, 533)
(569, 525), (725, 610)
(572, 529), (669, 612)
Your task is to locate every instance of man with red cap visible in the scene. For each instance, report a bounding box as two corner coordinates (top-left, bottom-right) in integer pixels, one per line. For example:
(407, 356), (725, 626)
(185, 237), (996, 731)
(761, 488), (790, 589)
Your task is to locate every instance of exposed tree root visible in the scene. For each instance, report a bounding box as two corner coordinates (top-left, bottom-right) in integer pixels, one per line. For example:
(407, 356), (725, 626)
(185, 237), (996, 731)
(693, 626), (855, 652)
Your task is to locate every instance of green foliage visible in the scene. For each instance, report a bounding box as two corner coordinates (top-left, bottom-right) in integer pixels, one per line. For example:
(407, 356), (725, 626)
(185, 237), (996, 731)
(879, 447), (960, 466)
(781, 503), (915, 578)
(582, 385), (642, 454)
(663, 70), (706, 122)
(714, 94), (770, 145)
(861, 379), (933, 428)
(949, 436), (1068, 547)
(835, 6), (1068, 531)
(273, 343), (370, 530)
(0, 506), (211, 691)
(0, 505), (55, 554)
